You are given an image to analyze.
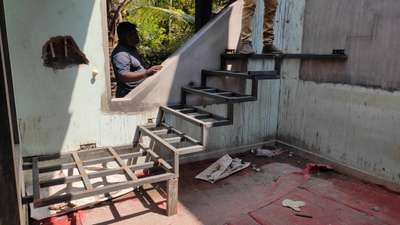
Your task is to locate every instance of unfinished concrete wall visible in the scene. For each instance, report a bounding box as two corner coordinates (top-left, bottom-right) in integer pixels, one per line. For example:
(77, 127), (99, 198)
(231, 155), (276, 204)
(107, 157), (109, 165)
(110, 2), (244, 112)
(3, 0), (156, 156)
(4, 0), (281, 157)
(165, 0), (304, 160)
(278, 0), (400, 186)
(300, 0), (400, 91)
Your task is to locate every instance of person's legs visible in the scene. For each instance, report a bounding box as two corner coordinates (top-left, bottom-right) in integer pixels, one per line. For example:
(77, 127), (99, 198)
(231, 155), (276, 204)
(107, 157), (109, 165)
(239, 0), (256, 54)
(241, 0), (256, 43)
(262, 0), (280, 53)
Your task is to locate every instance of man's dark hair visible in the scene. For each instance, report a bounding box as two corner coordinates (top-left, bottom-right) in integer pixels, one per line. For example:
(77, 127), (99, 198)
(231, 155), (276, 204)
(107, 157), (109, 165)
(117, 22), (137, 40)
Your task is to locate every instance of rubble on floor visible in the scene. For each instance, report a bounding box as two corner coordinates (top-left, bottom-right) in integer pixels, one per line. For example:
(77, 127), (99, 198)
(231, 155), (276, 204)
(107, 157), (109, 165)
(33, 149), (400, 225)
(195, 154), (250, 183)
(251, 147), (284, 157)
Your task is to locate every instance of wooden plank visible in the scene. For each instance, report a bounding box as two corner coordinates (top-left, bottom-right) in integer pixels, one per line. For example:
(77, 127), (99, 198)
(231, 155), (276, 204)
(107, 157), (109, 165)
(71, 152), (93, 190)
(167, 178), (178, 216)
(34, 173), (175, 208)
(32, 157), (41, 201)
(108, 147), (138, 181)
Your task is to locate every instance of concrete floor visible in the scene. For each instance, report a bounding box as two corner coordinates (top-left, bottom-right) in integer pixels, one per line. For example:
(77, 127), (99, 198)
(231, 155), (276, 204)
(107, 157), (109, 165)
(36, 150), (400, 225)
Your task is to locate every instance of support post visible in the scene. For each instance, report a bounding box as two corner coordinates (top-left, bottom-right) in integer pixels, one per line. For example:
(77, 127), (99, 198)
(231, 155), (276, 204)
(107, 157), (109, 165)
(227, 103), (234, 123)
(0, 0), (23, 223)
(195, 0), (212, 31)
(167, 178), (178, 216)
(201, 126), (209, 148)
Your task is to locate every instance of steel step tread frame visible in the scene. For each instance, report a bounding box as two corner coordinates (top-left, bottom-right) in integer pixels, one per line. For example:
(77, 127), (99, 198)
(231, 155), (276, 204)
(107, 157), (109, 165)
(23, 146), (175, 208)
(138, 123), (205, 156)
(182, 86), (257, 103)
(161, 105), (232, 128)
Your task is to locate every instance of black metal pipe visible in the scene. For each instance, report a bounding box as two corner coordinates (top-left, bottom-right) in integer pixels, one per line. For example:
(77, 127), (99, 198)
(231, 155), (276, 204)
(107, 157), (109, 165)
(195, 0), (213, 31)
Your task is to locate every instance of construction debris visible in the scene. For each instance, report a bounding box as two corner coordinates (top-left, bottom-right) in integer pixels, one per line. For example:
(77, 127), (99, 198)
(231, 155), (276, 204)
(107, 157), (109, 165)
(371, 206), (381, 212)
(295, 213), (313, 218)
(251, 164), (261, 172)
(282, 199), (306, 212)
(298, 163), (334, 179)
(252, 147), (284, 157)
(195, 154), (250, 183)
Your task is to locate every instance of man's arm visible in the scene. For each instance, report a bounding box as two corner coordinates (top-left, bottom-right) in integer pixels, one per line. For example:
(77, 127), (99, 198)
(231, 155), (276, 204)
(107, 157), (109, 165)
(119, 70), (147, 83)
(113, 53), (162, 83)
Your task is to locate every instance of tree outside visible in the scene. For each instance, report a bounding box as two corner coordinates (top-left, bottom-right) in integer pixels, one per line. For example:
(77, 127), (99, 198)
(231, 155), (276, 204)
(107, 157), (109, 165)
(107, 0), (233, 96)
(108, 0), (232, 65)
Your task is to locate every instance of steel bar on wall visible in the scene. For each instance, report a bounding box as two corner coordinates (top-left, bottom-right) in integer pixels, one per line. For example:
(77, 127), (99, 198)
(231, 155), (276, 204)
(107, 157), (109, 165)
(195, 0), (212, 31)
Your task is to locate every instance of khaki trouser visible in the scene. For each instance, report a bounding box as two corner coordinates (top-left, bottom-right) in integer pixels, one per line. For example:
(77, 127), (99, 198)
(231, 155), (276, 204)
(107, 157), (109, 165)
(241, 0), (278, 45)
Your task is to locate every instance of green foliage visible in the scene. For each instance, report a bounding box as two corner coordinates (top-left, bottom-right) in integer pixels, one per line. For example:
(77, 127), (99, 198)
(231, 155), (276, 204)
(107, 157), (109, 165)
(120, 0), (231, 66)
(124, 1), (195, 65)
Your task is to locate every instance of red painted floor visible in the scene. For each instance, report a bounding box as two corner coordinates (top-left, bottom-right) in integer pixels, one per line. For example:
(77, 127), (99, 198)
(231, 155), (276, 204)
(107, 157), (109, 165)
(35, 151), (400, 225)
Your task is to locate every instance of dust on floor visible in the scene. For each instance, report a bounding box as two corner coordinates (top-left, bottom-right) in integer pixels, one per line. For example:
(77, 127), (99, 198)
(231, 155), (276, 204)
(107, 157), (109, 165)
(33, 150), (400, 225)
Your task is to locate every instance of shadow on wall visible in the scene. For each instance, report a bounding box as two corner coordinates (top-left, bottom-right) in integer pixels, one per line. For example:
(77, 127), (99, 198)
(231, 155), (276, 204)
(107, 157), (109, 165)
(4, 0), (97, 156)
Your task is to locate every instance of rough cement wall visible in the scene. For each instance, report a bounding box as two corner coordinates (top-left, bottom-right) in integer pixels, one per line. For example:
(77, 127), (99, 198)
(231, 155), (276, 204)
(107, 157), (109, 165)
(278, 0), (400, 185)
(300, 0), (400, 91)
(4, 0), (281, 157)
(4, 0), (156, 156)
(110, 2), (243, 112)
(164, 0), (304, 160)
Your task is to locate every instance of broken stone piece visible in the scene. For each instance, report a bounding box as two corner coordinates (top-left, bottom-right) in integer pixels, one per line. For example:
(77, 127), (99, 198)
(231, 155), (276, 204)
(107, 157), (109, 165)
(254, 148), (284, 157)
(282, 199), (306, 212)
(195, 154), (250, 183)
(251, 164), (261, 172)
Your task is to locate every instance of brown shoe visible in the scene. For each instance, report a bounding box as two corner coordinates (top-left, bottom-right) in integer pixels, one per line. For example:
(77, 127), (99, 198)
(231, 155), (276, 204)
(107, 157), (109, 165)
(238, 41), (255, 55)
(262, 44), (281, 54)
